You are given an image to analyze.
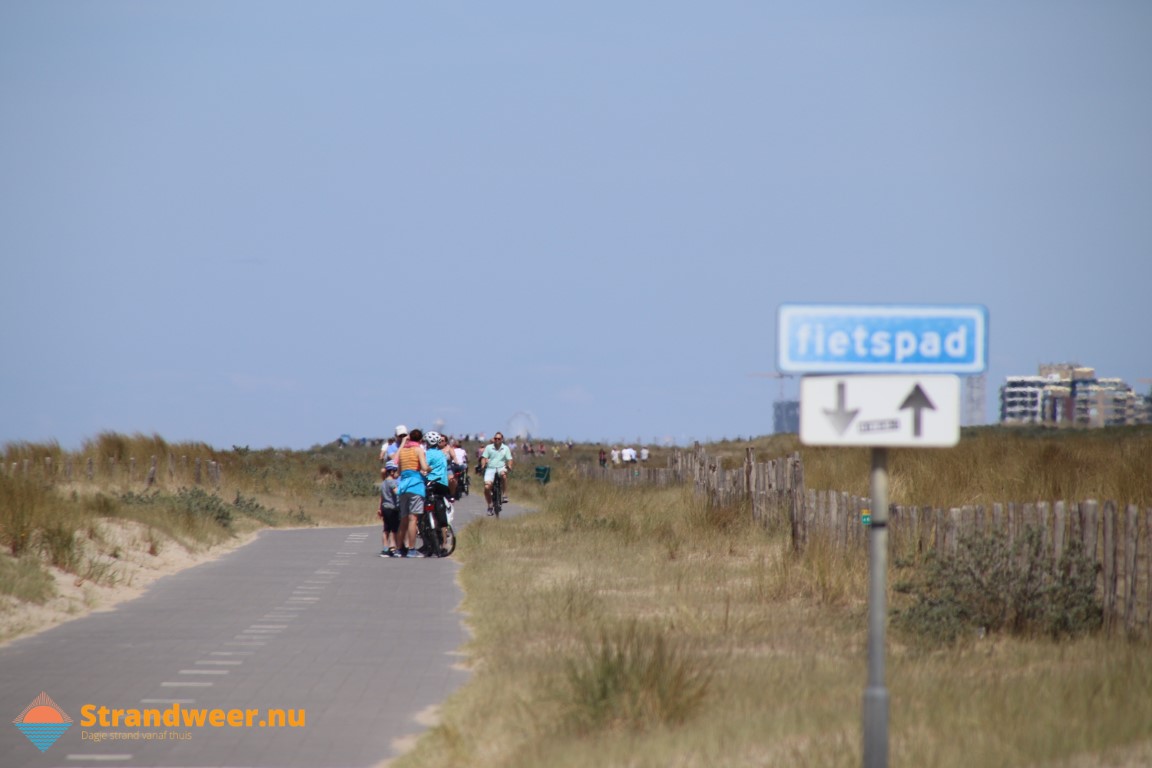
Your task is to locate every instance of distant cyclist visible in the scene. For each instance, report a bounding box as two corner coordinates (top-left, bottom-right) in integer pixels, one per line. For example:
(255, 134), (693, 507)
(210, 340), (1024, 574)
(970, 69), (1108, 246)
(450, 439), (468, 475)
(481, 432), (514, 514)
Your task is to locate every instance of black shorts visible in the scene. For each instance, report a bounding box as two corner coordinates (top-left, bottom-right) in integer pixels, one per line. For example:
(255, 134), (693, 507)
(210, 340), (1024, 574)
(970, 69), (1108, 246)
(381, 506), (399, 533)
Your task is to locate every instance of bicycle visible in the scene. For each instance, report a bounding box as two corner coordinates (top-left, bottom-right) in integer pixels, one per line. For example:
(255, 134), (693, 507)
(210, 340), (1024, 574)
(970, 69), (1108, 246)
(418, 486), (457, 557)
(451, 463), (470, 498)
(490, 471), (503, 519)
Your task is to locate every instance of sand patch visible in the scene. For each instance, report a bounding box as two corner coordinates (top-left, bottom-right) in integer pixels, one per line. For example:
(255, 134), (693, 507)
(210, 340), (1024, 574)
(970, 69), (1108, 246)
(0, 518), (259, 648)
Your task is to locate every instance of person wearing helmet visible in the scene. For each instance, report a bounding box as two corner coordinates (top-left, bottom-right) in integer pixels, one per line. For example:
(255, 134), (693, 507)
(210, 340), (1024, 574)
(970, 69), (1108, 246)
(424, 431), (449, 490)
(423, 432), (453, 555)
(378, 462), (400, 557)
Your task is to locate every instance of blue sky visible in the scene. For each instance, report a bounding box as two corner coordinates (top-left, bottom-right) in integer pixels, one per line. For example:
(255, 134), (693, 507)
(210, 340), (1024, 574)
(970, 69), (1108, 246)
(2, 1), (1150, 450)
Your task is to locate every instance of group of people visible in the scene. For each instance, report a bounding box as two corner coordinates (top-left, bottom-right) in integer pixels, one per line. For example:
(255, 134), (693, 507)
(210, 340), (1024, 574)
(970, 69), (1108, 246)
(376, 426), (515, 558)
(599, 445), (650, 467)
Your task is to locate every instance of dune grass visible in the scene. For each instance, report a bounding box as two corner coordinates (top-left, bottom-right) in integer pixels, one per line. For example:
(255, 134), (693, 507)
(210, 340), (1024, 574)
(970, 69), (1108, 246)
(399, 470), (1152, 768)
(718, 425), (1152, 507)
(2, 428), (1151, 765)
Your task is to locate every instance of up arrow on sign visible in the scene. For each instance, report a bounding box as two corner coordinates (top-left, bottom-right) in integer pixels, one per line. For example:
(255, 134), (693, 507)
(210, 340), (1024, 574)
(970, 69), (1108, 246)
(899, 384), (936, 437)
(801, 374), (960, 447)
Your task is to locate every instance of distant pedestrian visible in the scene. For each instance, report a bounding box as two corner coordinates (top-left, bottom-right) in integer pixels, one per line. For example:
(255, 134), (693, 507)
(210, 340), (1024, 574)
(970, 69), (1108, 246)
(382, 425), (406, 464)
(598, 448), (607, 468)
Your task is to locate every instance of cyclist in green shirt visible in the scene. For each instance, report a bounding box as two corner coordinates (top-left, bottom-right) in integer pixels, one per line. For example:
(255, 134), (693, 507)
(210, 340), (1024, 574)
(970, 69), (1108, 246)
(480, 432), (513, 514)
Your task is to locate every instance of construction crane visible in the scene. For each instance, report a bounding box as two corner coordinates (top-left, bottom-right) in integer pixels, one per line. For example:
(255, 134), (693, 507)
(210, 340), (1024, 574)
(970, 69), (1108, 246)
(747, 372), (796, 400)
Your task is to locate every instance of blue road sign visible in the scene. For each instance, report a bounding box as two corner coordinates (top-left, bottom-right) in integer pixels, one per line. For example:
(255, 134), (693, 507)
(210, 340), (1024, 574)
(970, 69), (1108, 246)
(778, 304), (988, 374)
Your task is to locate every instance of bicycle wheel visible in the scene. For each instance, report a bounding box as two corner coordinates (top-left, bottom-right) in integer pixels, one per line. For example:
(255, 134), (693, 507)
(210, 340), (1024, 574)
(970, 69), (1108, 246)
(439, 525), (456, 556)
(491, 474), (502, 518)
(416, 513), (440, 556)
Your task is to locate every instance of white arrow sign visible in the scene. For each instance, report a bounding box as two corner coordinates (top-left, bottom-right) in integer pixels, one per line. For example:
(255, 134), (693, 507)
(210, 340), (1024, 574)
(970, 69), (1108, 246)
(800, 374), (961, 447)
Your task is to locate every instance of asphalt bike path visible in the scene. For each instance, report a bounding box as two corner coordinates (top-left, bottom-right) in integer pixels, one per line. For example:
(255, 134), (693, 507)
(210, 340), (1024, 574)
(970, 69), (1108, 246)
(1, 484), (519, 768)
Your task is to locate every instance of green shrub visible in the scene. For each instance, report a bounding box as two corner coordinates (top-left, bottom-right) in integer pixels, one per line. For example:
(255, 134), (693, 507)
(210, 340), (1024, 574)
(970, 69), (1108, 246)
(231, 491), (279, 525)
(121, 488), (233, 529)
(172, 488), (232, 528)
(895, 525), (1102, 643)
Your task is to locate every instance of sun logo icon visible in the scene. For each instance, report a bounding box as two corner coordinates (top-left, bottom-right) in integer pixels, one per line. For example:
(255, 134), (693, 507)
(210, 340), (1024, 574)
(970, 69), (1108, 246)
(13, 691), (73, 752)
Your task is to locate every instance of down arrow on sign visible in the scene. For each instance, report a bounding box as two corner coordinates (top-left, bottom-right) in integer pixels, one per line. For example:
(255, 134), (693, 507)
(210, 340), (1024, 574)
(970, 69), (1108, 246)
(823, 381), (860, 435)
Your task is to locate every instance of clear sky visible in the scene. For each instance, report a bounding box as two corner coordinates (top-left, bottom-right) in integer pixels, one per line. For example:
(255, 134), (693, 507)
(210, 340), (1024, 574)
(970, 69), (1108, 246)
(2, 2), (1150, 450)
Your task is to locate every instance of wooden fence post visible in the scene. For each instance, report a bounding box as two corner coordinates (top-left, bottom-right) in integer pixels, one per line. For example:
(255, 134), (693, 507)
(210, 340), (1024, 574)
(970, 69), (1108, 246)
(1053, 501), (1066, 562)
(1038, 502), (1050, 550)
(1145, 507), (1152, 632)
(1102, 501), (1117, 630)
(1123, 505), (1139, 635)
(1082, 500), (1099, 565)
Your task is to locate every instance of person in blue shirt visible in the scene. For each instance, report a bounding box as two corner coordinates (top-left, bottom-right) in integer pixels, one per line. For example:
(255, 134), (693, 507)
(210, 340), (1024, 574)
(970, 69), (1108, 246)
(423, 431), (453, 553)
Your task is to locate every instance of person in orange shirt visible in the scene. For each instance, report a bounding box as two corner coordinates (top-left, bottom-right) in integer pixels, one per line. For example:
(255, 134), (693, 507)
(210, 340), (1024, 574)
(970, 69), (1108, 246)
(392, 427), (429, 557)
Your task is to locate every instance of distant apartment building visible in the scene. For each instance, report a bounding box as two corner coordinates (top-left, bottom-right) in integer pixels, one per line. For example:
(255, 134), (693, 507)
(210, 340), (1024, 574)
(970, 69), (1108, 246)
(774, 400), (800, 434)
(999, 364), (1151, 427)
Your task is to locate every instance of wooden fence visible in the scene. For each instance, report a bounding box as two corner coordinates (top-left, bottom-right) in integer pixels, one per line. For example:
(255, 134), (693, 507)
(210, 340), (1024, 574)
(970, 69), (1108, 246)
(580, 447), (1152, 636)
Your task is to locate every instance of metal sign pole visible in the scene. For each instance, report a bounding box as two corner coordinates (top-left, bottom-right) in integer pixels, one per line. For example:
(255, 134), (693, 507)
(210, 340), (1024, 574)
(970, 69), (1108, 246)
(863, 446), (889, 768)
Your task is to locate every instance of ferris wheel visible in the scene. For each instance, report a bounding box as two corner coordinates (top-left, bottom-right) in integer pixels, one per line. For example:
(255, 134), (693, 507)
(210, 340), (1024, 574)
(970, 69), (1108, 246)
(507, 411), (538, 440)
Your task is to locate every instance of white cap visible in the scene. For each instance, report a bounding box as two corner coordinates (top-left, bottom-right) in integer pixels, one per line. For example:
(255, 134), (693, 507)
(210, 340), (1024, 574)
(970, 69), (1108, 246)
(395, 424), (408, 437)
